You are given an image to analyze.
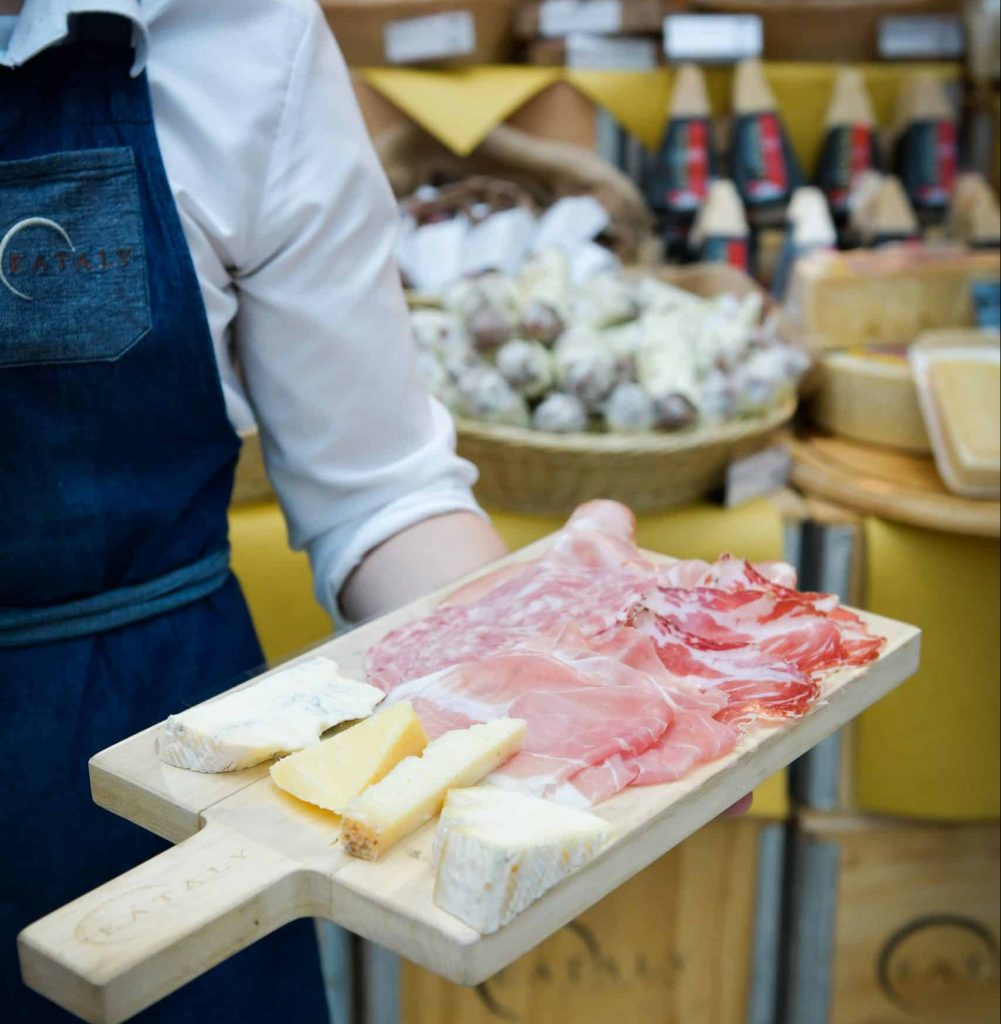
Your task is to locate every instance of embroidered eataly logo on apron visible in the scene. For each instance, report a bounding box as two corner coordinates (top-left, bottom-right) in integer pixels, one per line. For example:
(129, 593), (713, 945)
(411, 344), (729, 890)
(0, 216), (133, 301)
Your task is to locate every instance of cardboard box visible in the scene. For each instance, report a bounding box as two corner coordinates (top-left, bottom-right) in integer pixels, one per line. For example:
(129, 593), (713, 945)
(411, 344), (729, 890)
(688, 1), (963, 62)
(321, 0), (517, 67)
(516, 0), (667, 39)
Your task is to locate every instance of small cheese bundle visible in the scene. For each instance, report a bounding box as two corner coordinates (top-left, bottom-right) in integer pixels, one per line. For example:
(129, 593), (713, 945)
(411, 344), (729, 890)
(340, 718), (526, 861)
(270, 702), (429, 813)
(158, 658), (384, 773)
(432, 788), (613, 934)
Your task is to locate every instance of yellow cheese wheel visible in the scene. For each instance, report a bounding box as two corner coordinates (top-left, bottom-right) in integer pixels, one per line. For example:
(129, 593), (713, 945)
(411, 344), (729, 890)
(810, 349), (931, 453)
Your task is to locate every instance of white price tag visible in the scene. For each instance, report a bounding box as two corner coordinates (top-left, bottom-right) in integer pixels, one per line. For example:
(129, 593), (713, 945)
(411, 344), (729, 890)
(724, 444), (791, 507)
(461, 208), (536, 278)
(663, 14), (762, 62)
(409, 217), (469, 293)
(878, 16), (964, 58)
(566, 33), (658, 69)
(539, 0), (622, 38)
(384, 11), (476, 64)
(532, 195), (610, 254)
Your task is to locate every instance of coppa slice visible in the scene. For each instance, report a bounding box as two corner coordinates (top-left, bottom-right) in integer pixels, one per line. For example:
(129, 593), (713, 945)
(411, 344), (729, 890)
(158, 658), (384, 773)
(270, 703), (428, 814)
(433, 788), (613, 934)
(340, 718), (526, 861)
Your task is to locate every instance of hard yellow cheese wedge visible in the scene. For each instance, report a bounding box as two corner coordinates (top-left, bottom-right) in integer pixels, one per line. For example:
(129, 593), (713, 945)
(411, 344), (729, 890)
(340, 718), (526, 861)
(930, 359), (1001, 489)
(270, 702), (428, 814)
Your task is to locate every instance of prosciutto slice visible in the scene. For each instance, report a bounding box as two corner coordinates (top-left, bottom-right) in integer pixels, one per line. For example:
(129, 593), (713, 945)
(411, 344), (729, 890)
(385, 627), (674, 801)
(365, 500), (886, 806)
(367, 501), (656, 692)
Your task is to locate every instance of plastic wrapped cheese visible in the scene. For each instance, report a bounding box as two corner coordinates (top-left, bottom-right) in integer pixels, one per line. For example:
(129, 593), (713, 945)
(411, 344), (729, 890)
(571, 273), (641, 329)
(496, 339), (555, 398)
(456, 366), (530, 426)
(518, 249), (571, 319)
(553, 331), (618, 410)
(604, 382), (656, 432)
(532, 392), (589, 433)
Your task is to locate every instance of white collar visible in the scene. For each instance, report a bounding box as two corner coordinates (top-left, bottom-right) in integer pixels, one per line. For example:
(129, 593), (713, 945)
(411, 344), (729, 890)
(1, 0), (149, 75)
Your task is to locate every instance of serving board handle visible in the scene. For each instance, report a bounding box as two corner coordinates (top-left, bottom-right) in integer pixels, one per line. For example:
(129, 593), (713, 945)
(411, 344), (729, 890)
(18, 823), (310, 1024)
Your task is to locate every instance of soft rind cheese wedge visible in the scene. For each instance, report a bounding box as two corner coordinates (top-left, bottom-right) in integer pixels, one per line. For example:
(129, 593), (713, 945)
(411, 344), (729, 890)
(431, 788), (613, 934)
(340, 718), (526, 860)
(270, 702), (428, 813)
(158, 658), (384, 773)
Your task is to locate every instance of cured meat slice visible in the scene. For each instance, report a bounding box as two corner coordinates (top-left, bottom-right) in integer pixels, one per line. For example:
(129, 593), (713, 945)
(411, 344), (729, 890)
(367, 503), (657, 692)
(385, 637), (674, 801)
(365, 501), (887, 805)
(503, 627), (739, 801)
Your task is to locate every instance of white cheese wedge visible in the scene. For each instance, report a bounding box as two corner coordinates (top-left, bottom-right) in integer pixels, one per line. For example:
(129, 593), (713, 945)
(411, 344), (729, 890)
(270, 702), (429, 813)
(158, 658), (384, 773)
(432, 788), (613, 934)
(340, 718), (526, 860)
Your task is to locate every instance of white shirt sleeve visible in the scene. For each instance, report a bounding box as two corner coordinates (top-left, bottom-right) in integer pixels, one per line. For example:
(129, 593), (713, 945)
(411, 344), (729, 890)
(230, 6), (482, 621)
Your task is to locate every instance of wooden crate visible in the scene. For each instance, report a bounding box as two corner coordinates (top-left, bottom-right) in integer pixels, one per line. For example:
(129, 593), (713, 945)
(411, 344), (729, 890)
(401, 818), (771, 1024)
(790, 813), (1000, 1024)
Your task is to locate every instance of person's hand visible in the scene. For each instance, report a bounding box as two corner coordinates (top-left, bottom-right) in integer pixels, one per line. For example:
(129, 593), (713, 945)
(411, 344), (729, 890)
(722, 793), (753, 817)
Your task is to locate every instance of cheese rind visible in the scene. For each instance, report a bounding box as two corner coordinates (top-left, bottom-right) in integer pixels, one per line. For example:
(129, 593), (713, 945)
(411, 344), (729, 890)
(158, 658), (384, 773)
(340, 718), (526, 860)
(432, 788), (613, 934)
(270, 702), (428, 813)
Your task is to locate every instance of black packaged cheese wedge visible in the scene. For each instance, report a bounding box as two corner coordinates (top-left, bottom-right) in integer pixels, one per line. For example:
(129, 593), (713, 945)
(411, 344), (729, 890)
(816, 69), (882, 225)
(730, 59), (803, 216)
(690, 179), (751, 272)
(891, 74), (958, 218)
(646, 64), (716, 260)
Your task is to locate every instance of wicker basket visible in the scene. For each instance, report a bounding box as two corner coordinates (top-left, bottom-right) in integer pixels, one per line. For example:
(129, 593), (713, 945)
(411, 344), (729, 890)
(457, 399), (795, 516)
(375, 122), (660, 266)
(454, 263), (801, 517)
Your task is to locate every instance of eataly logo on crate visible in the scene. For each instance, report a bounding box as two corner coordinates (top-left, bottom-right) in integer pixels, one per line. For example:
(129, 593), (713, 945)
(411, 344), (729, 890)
(0, 216), (134, 301)
(476, 922), (680, 1021)
(878, 914), (1000, 1012)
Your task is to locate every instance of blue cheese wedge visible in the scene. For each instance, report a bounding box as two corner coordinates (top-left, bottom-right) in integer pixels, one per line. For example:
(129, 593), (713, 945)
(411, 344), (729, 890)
(432, 788), (613, 934)
(158, 658), (384, 773)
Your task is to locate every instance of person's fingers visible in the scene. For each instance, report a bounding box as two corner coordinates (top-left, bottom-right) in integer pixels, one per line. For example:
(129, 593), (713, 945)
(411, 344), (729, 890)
(722, 793), (753, 817)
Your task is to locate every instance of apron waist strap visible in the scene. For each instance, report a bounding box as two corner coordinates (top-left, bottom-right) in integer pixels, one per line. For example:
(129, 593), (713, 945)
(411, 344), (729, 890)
(0, 548), (231, 648)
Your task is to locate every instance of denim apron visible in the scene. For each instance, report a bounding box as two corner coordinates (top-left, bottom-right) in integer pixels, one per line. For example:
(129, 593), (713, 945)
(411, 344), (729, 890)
(0, 16), (329, 1022)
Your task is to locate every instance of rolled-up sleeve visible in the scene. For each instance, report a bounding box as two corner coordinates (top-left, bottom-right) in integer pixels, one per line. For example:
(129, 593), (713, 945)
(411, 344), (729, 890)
(231, 6), (481, 621)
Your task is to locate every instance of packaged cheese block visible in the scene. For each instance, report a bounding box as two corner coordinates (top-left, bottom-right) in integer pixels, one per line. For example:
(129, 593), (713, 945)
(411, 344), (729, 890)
(432, 787), (613, 934)
(786, 246), (1001, 350)
(910, 333), (1001, 497)
(930, 360), (1001, 490)
(340, 718), (526, 860)
(270, 702), (428, 814)
(811, 348), (930, 454)
(158, 658), (384, 773)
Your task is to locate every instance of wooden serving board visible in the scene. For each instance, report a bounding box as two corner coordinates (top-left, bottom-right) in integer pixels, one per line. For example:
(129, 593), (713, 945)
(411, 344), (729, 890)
(791, 432), (1001, 539)
(19, 541), (921, 1024)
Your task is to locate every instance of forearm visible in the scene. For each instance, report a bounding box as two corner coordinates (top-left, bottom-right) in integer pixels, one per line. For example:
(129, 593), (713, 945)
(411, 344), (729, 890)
(339, 511), (509, 622)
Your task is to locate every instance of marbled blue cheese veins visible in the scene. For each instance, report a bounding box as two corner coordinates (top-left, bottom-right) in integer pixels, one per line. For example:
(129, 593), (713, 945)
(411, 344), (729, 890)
(157, 658), (384, 773)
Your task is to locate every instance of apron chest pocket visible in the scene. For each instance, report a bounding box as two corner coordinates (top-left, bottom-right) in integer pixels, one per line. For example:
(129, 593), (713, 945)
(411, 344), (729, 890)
(0, 147), (151, 367)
